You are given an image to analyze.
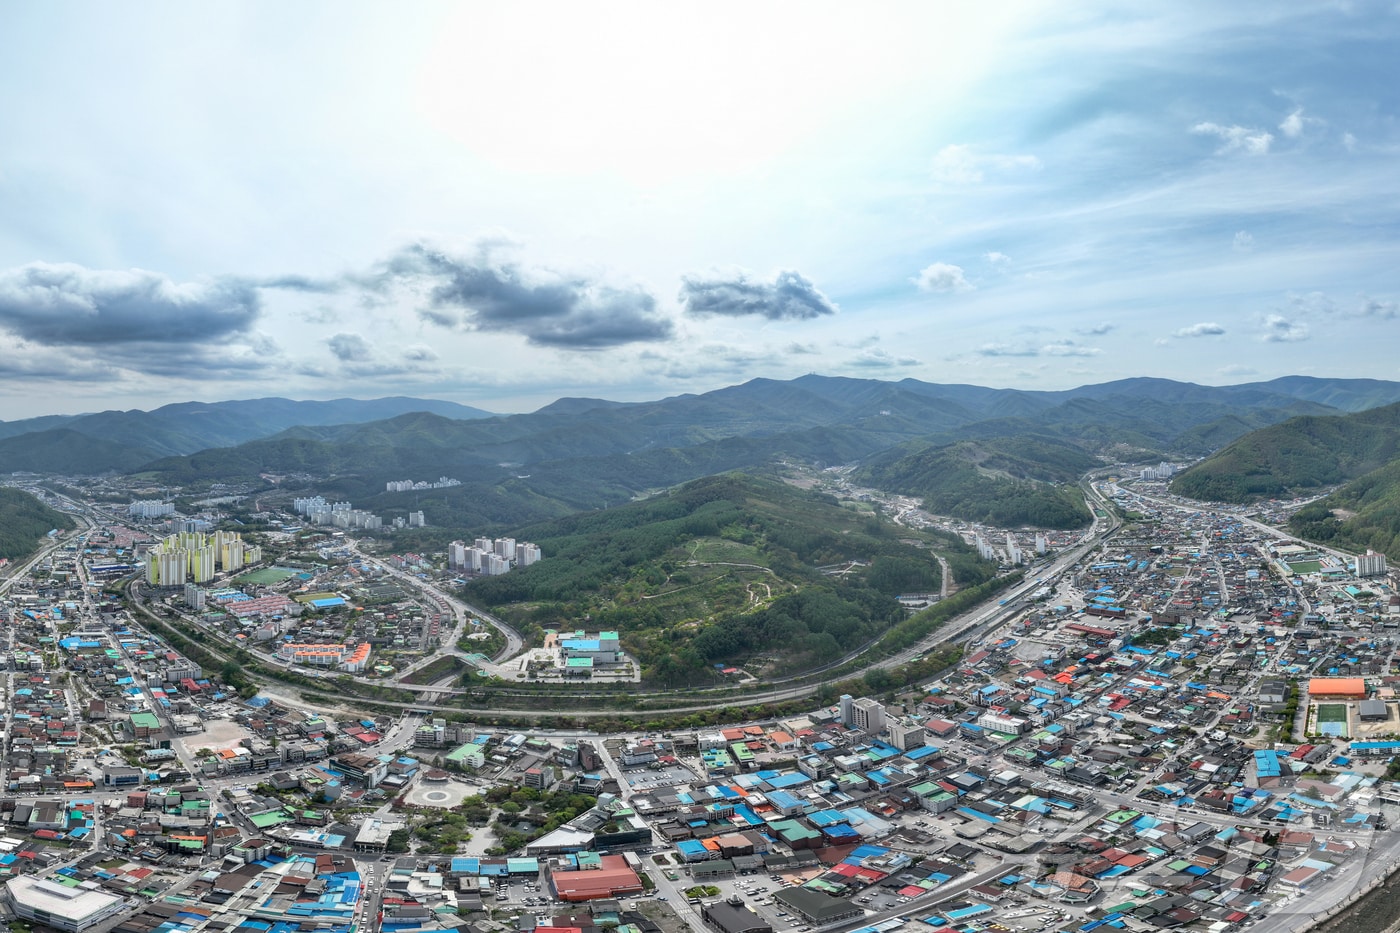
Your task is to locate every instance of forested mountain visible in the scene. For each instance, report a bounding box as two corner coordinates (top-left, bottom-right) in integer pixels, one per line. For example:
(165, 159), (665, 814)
(1169, 402), (1400, 502)
(462, 473), (993, 684)
(856, 436), (1098, 529)
(0, 487), (75, 561)
(1288, 460), (1400, 560)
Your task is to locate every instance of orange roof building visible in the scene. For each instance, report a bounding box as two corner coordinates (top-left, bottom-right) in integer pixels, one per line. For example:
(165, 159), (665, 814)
(1309, 677), (1366, 699)
(550, 855), (643, 902)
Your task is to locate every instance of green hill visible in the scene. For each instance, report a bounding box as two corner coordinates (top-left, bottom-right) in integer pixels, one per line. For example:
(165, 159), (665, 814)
(1169, 401), (1400, 502)
(1288, 460), (1400, 560)
(857, 436), (1097, 528)
(462, 473), (991, 685)
(0, 487), (76, 561)
(0, 429), (158, 474)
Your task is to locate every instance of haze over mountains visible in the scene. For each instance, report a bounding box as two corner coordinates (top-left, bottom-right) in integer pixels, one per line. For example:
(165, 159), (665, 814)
(10, 374), (1400, 545)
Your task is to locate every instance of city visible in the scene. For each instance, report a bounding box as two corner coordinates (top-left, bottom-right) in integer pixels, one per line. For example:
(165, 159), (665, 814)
(0, 471), (1397, 933)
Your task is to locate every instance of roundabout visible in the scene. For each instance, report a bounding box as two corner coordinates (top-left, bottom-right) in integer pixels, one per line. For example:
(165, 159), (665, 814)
(403, 778), (473, 809)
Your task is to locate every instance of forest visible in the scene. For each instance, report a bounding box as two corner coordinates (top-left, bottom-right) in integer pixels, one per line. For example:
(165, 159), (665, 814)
(856, 437), (1095, 529)
(463, 474), (992, 684)
(0, 487), (75, 561)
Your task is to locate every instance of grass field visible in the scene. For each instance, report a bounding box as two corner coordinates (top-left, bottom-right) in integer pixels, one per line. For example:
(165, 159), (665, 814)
(1317, 703), (1348, 723)
(1289, 560), (1322, 574)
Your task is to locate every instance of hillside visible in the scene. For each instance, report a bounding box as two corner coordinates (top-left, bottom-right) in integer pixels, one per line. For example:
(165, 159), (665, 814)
(0, 487), (76, 561)
(856, 436), (1096, 528)
(1170, 402), (1400, 502)
(0, 429), (159, 475)
(462, 473), (991, 685)
(1288, 460), (1400, 560)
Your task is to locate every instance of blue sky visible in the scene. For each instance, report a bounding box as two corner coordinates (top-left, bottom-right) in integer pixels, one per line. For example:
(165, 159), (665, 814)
(1, 2), (1398, 417)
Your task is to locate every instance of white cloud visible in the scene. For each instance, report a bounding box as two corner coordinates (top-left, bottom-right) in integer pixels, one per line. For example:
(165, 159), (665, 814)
(984, 251), (1012, 266)
(848, 347), (921, 369)
(1233, 231), (1254, 252)
(1279, 109), (1305, 139)
(1261, 314), (1309, 342)
(1220, 364), (1258, 376)
(1358, 296), (1398, 319)
(913, 262), (973, 293)
(975, 339), (1099, 358)
(1191, 121), (1273, 155)
(1173, 322), (1226, 338)
(1343, 132), (1358, 151)
(930, 144), (1040, 184)
(1073, 322), (1114, 336)
(1040, 340), (1100, 357)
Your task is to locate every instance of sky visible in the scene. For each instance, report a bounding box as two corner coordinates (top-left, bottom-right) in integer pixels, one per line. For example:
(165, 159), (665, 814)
(1, 2), (1399, 418)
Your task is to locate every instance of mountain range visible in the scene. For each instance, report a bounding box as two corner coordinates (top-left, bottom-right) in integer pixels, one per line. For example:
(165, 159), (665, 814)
(0, 397), (494, 472)
(10, 374), (1400, 542)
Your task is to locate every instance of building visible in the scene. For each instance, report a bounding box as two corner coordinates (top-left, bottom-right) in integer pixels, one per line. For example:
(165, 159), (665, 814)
(3, 876), (128, 933)
(334, 753), (388, 788)
(276, 642), (371, 672)
(144, 529), (262, 586)
(703, 898), (774, 933)
(1309, 678), (1367, 699)
(886, 719), (927, 751)
(560, 631), (622, 665)
(1360, 699), (1389, 721)
(772, 888), (863, 925)
(1357, 550), (1389, 578)
(128, 499), (175, 519)
(549, 854), (643, 902)
(848, 697), (886, 733)
(354, 817), (399, 852)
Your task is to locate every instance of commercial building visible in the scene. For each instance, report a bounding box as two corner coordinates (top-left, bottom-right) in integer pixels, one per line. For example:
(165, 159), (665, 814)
(3, 876), (128, 933)
(549, 854), (643, 901)
(886, 719), (927, 750)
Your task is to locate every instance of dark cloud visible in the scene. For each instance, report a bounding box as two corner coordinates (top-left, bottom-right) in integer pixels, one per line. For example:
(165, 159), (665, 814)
(679, 269), (839, 320)
(257, 274), (341, 294)
(379, 244), (673, 348)
(327, 332), (374, 362)
(0, 262), (259, 345)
